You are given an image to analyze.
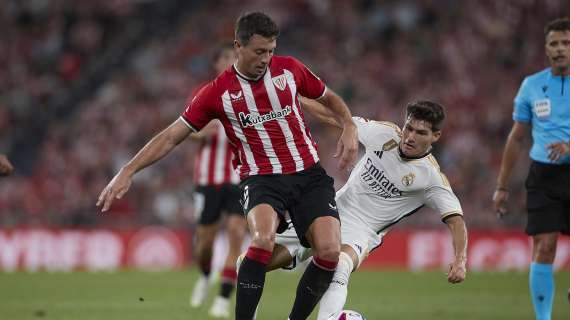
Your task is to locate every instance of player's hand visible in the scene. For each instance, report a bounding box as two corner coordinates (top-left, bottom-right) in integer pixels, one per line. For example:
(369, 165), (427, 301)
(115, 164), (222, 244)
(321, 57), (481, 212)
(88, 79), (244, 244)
(447, 259), (466, 284)
(547, 142), (570, 162)
(0, 154), (14, 176)
(492, 189), (509, 219)
(334, 122), (358, 171)
(96, 169), (133, 212)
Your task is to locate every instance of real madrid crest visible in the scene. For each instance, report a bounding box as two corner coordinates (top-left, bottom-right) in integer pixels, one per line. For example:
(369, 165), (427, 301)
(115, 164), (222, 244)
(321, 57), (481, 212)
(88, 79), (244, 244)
(401, 172), (415, 187)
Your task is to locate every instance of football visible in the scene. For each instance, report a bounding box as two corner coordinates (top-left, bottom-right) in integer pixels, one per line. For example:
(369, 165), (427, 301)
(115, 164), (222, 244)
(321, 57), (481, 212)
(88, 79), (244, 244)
(329, 310), (367, 320)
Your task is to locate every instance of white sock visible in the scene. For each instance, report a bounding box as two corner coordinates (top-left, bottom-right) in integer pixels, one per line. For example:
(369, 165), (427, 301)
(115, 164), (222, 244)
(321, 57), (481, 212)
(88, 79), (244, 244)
(316, 251), (354, 320)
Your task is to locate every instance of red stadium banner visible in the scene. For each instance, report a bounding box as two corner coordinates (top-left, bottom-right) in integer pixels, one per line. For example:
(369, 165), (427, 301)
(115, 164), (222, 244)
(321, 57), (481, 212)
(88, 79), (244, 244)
(1, 228), (569, 271)
(0, 227), (190, 272)
(363, 229), (570, 271)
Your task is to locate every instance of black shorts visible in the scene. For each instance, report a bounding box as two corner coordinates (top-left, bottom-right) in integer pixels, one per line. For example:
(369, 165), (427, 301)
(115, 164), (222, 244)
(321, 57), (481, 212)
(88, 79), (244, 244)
(525, 161), (570, 235)
(193, 184), (243, 225)
(239, 162), (339, 248)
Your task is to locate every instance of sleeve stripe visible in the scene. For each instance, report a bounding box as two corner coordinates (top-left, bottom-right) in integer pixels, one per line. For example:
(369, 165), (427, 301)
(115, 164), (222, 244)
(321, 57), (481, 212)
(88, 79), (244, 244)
(316, 86), (327, 100)
(441, 211), (463, 222)
(179, 116), (198, 133)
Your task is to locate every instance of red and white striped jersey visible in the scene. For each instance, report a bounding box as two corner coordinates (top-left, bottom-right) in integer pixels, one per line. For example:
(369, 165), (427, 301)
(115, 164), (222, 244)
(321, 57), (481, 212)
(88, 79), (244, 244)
(193, 121), (240, 186)
(181, 55), (325, 179)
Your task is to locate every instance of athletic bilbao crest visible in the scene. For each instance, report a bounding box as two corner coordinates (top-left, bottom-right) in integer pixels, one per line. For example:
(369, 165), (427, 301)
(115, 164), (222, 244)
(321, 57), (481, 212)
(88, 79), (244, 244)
(272, 74), (287, 91)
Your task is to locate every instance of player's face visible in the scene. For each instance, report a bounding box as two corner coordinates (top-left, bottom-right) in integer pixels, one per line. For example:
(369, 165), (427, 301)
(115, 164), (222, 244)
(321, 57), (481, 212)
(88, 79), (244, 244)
(214, 48), (237, 75)
(400, 117), (441, 157)
(546, 30), (570, 75)
(235, 34), (276, 78)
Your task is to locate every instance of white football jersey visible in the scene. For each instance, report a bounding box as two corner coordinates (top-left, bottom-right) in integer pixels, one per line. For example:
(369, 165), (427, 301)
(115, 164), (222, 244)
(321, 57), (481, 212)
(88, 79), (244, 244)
(336, 117), (463, 247)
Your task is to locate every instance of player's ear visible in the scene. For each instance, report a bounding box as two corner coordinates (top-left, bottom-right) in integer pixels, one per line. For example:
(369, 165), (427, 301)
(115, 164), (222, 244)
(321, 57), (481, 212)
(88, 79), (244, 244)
(432, 130), (442, 143)
(234, 40), (241, 50)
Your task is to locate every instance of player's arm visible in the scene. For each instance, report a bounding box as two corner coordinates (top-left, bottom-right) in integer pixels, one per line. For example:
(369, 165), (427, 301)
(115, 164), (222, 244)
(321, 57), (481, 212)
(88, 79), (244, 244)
(300, 96), (342, 129)
(493, 121), (530, 216)
(315, 89), (358, 170)
(97, 119), (192, 212)
(188, 121), (218, 140)
(443, 215), (467, 284)
(0, 154), (14, 176)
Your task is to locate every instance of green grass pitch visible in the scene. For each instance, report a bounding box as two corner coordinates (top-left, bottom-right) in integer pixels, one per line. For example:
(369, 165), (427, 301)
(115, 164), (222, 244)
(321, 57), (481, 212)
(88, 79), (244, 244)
(1, 268), (569, 319)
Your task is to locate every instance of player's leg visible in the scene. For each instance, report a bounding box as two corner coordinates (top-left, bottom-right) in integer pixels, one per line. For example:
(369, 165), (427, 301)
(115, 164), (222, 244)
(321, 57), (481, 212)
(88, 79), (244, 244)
(316, 245), (359, 320)
(191, 187), (222, 307)
(210, 184), (248, 317)
(195, 224), (219, 279)
(236, 243), (296, 272)
(235, 204), (280, 320)
(209, 214), (247, 318)
(288, 164), (340, 320)
(525, 162), (567, 320)
(289, 216), (340, 320)
(530, 232), (558, 320)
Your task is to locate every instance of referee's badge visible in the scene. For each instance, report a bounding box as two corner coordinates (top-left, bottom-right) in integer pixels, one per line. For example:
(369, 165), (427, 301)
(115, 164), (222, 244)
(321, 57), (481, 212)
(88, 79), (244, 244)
(272, 74), (287, 91)
(533, 99), (551, 119)
(402, 172), (415, 187)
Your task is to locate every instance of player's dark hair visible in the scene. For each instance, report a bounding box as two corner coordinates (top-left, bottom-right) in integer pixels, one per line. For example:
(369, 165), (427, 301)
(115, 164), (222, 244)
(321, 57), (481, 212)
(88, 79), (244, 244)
(405, 100), (446, 132)
(235, 12), (279, 45)
(544, 17), (570, 36)
(212, 42), (234, 63)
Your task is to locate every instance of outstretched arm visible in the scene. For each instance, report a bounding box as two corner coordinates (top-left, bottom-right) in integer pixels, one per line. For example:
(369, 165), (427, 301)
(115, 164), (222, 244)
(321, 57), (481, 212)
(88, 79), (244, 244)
(493, 122), (530, 216)
(300, 96), (342, 130)
(188, 120), (218, 140)
(304, 90), (357, 170)
(97, 118), (192, 212)
(444, 215), (467, 284)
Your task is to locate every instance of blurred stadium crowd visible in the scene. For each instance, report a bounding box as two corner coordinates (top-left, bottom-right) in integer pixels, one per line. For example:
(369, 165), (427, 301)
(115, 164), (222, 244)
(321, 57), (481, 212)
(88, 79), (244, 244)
(1, 0), (568, 229)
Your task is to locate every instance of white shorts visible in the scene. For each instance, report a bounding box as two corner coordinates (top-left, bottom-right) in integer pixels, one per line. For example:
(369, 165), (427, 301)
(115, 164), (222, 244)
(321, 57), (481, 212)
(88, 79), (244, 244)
(275, 217), (382, 269)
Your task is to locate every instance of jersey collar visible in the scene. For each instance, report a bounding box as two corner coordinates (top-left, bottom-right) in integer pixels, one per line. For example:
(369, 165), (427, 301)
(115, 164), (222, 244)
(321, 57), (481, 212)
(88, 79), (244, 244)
(233, 63), (267, 82)
(398, 145), (432, 161)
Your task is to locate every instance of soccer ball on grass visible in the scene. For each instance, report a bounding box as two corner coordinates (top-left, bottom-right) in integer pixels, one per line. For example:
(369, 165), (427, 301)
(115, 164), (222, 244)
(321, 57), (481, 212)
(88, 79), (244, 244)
(328, 310), (366, 320)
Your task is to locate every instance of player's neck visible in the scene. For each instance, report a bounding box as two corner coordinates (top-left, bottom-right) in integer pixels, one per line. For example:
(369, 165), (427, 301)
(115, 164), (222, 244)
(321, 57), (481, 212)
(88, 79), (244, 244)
(551, 66), (570, 77)
(233, 62), (264, 81)
(398, 145), (432, 160)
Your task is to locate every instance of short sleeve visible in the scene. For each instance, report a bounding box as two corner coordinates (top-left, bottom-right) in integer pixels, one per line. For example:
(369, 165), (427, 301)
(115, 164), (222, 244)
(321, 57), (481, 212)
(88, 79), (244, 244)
(424, 170), (463, 221)
(353, 117), (400, 148)
(352, 116), (376, 147)
(180, 83), (217, 132)
(291, 57), (326, 100)
(513, 77), (532, 123)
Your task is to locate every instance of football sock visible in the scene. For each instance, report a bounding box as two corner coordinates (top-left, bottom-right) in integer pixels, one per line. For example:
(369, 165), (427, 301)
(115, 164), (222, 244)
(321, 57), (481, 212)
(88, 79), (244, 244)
(529, 262), (554, 320)
(289, 256), (337, 320)
(316, 252), (354, 320)
(220, 267), (237, 298)
(235, 246), (271, 320)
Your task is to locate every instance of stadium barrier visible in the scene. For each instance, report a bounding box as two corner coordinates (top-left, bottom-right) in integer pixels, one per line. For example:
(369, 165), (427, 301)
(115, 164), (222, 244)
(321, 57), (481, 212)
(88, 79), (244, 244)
(0, 228), (569, 272)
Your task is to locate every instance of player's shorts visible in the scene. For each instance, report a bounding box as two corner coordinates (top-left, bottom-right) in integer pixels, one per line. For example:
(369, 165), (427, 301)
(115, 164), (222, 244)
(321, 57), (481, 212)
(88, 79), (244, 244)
(276, 212), (381, 269)
(239, 162), (339, 247)
(525, 161), (570, 235)
(193, 183), (243, 225)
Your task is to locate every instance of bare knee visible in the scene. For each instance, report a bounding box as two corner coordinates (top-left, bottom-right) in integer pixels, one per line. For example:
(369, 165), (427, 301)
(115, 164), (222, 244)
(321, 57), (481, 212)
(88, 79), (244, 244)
(314, 242), (340, 263)
(197, 230), (216, 246)
(250, 232), (275, 252)
(227, 218), (247, 242)
(533, 234), (558, 263)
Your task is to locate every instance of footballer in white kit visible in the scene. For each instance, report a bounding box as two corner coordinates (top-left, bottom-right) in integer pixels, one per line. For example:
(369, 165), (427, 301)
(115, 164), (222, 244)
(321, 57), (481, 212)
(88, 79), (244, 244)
(260, 99), (468, 320)
(334, 115), (462, 263)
